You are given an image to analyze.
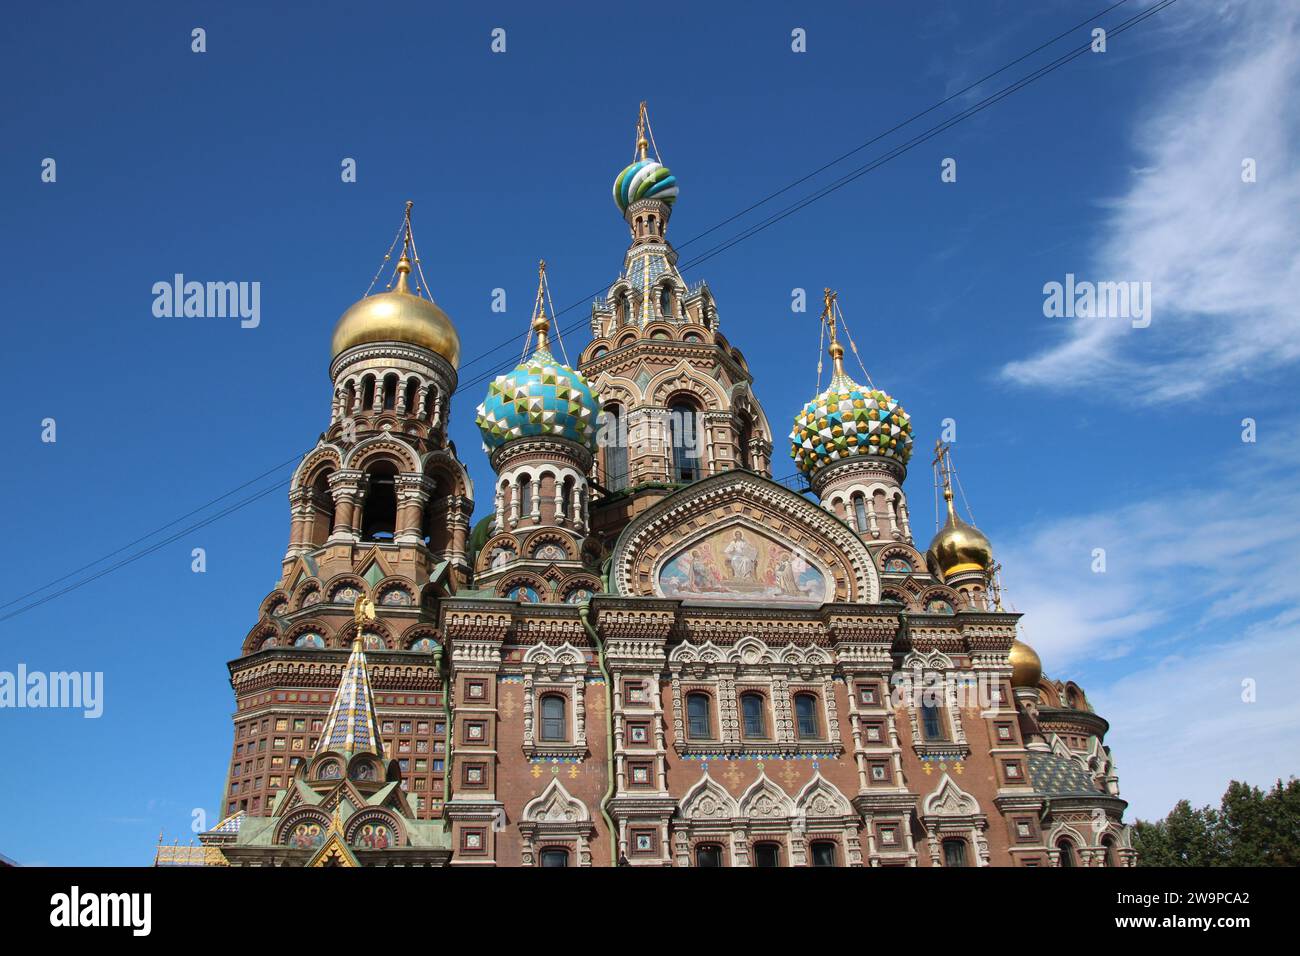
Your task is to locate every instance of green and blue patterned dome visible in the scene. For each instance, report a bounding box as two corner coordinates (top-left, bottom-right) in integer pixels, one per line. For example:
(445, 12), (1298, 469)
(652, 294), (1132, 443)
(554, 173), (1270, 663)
(476, 342), (601, 453)
(790, 369), (914, 476)
(613, 158), (678, 212)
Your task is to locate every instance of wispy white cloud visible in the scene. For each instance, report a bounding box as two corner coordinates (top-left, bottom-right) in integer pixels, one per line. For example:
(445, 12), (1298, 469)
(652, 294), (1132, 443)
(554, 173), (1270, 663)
(1094, 614), (1300, 819)
(1002, 0), (1300, 403)
(993, 436), (1300, 820)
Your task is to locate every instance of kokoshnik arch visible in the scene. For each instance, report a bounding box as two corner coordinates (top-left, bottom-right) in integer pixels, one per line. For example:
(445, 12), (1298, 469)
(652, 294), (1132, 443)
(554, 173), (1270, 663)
(163, 105), (1133, 869)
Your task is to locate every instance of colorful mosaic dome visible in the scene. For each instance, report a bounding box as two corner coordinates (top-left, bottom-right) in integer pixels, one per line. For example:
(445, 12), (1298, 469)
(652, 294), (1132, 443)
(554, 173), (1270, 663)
(789, 374), (914, 476)
(476, 345), (601, 452)
(613, 159), (678, 212)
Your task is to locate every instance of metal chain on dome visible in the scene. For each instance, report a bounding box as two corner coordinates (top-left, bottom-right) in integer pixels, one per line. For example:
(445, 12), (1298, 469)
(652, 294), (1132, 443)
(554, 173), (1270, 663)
(832, 297), (876, 390)
(362, 207), (408, 297)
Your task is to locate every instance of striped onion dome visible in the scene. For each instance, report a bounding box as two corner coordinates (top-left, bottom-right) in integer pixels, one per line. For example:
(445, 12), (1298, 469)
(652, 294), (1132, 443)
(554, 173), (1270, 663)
(613, 158), (678, 212)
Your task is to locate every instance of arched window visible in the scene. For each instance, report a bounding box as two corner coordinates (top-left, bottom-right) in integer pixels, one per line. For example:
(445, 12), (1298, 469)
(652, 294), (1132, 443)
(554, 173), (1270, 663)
(659, 284), (672, 318)
(382, 373), (398, 411)
(753, 842), (781, 868)
(942, 838), (969, 867)
(561, 476), (575, 521)
(853, 493), (869, 533)
(921, 700), (946, 741)
(540, 847), (569, 868)
(343, 380), (357, 415)
(360, 462), (397, 541)
(740, 693), (767, 739)
(794, 693), (820, 740)
(602, 405), (628, 491)
(810, 841), (837, 867)
(695, 844), (723, 867)
(424, 384), (439, 424)
(403, 377), (419, 414)
(539, 695), (567, 742)
(518, 476), (533, 519)
(361, 374), (376, 411)
(737, 413), (754, 470)
(308, 469), (336, 546)
(670, 400), (701, 484)
(1057, 839), (1076, 867)
(686, 693), (712, 740)
(1101, 836), (1116, 868)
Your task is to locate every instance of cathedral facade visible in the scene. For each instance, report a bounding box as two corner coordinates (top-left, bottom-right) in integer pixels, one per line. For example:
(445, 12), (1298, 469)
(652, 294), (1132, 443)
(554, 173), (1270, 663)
(183, 110), (1133, 868)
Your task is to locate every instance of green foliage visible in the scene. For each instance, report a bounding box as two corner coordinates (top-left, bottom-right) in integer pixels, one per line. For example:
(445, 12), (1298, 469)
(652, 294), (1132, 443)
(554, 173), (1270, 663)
(1133, 777), (1300, 866)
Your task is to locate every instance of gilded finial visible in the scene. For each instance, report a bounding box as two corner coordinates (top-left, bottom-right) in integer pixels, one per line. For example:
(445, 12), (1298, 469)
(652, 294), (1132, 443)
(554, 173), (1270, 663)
(531, 259), (551, 351)
(932, 440), (957, 517)
(393, 201), (415, 294)
(820, 288), (847, 380)
(635, 101), (649, 161)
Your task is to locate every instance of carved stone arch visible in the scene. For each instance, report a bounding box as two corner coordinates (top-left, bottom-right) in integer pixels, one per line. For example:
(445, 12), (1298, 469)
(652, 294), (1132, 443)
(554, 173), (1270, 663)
(732, 635), (777, 667)
(611, 471), (880, 604)
(922, 773), (979, 817)
(322, 573), (369, 607)
(402, 624), (442, 652)
(274, 807), (331, 846)
(589, 372), (639, 409)
(521, 528), (578, 562)
(642, 320), (678, 341)
(522, 641), (587, 673)
(903, 648), (956, 672)
(497, 571), (550, 602)
(293, 444), (344, 490)
(477, 532), (520, 572)
(615, 329), (639, 348)
(878, 544), (924, 572)
(339, 616), (394, 650)
(373, 576), (415, 609)
(668, 639), (727, 668)
(259, 589), (291, 619)
(344, 807), (405, 847)
(557, 574), (601, 603)
(292, 577), (323, 610)
(522, 778), (591, 823)
(679, 772), (739, 822)
(283, 619), (334, 649)
(918, 585), (962, 613)
(343, 435), (421, 473)
(243, 621), (282, 655)
(649, 359), (730, 408)
(421, 449), (473, 499)
(1045, 821), (1089, 851)
(795, 772), (853, 818)
(739, 772), (794, 821)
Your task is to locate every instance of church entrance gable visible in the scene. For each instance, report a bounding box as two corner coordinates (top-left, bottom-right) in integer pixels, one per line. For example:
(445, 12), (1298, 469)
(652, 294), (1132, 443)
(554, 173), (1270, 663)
(610, 472), (879, 604)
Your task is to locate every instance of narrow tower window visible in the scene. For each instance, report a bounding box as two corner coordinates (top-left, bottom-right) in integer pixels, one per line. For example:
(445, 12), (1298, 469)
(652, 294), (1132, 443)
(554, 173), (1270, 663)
(603, 405), (628, 491)
(670, 401), (701, 483)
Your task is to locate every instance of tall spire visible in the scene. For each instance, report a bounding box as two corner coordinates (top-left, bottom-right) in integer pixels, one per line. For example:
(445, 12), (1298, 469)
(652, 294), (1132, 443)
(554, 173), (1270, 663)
(316, 598), (385, 759)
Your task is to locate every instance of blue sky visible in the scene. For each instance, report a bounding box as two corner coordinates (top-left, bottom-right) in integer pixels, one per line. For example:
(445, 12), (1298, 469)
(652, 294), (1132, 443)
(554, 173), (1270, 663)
(1, 0), (1296, 864)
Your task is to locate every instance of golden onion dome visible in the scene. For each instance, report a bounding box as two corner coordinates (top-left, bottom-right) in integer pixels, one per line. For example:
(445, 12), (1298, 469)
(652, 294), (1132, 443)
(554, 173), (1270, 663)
(927, 489), (993, 579)
(1009, 639), (1042, 688)
(331, 255), (460, 367)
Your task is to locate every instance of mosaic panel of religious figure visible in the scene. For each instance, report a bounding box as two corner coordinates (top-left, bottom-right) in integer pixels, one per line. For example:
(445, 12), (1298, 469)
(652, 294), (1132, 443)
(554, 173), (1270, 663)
(657, 526), (829, 604)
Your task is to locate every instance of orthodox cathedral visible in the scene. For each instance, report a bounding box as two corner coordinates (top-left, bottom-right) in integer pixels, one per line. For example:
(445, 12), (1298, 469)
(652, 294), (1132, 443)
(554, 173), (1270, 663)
(159, 106), (1133, 868)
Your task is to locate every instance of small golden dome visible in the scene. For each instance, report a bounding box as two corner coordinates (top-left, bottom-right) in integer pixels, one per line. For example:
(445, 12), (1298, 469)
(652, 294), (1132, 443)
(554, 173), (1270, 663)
(331, 256), (460, 367)
(1009, 639), (1042, 688)
(927, 490), (993, 578)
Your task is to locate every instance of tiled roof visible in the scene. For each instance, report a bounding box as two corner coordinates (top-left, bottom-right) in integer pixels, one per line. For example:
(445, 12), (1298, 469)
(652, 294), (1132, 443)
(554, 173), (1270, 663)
(316, 641), (385, 758)
(1027, 751), (1100, 798)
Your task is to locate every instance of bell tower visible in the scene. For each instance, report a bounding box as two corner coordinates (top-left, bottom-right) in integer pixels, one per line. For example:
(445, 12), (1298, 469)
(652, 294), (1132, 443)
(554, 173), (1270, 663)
(221, 203), (471, 824)
(579, 103), (774, 549)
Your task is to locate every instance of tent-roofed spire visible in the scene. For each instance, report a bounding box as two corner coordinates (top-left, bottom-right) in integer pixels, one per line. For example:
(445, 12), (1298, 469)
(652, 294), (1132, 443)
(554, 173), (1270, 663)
(316, 598), (385, 759)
